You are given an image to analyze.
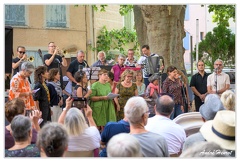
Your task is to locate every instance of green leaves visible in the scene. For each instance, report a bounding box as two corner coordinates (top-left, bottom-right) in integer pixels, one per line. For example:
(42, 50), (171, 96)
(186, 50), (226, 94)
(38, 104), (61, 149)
(192, 25), (235, 70)
(208, 5), (235, 26)
(91, 26), (139, 60)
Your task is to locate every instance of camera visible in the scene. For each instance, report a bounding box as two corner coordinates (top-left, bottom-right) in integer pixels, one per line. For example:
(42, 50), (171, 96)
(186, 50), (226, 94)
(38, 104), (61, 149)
(72, 97), (87, 109)
(72, 97), (87, 101)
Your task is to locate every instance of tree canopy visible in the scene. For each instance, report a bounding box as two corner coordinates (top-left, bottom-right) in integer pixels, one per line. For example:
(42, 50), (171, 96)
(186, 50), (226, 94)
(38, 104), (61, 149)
(208, 5), (235, 26)
(192, 24), (235, 70)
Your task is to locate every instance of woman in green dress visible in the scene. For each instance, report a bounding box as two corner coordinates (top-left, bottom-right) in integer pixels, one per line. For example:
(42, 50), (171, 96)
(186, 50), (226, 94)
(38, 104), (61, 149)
(90, 69), (116, 132)
(114, 69), (138, 121)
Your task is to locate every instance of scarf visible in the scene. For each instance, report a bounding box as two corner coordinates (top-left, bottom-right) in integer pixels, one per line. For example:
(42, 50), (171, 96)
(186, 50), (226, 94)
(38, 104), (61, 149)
(48, 81), (63, 97)
(149, 83), (160, 96)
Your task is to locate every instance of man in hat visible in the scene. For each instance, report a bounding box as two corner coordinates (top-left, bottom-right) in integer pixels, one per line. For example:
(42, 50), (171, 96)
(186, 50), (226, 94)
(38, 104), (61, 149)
(200, 110), (235, 157)
(182, 94), (226, 151)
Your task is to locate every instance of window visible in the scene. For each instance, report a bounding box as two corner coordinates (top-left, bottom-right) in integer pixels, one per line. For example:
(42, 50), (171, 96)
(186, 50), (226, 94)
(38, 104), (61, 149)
(124, 11), (134, 31)
(200, 32), (204, 40)
(5, 5), (26, 26)
(46, 5), (67, 28)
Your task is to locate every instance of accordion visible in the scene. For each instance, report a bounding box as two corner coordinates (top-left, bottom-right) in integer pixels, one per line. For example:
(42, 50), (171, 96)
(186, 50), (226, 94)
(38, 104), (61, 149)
(144, 55), (160, 76)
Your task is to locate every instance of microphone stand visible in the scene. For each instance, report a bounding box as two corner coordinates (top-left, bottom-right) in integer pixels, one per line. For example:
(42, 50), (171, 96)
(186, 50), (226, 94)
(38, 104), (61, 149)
(180, 79), (188, 113)
(215, 68), (218, 94)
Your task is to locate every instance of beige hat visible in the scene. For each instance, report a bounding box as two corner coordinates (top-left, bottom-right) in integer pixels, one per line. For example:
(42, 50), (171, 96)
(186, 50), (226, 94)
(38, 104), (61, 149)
(200, 110), (235, 150)
(173, 112), (204, 137)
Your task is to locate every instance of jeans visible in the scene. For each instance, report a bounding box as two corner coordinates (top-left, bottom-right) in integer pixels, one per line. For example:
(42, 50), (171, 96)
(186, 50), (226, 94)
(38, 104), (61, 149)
(144, 78), (150, 87)
(170, 104), (183, 120)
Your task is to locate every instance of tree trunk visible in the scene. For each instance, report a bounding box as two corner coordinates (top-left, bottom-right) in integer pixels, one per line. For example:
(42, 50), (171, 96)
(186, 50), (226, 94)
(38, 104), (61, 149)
(133, 5), (148, 49)
(134, 5), (186, 72)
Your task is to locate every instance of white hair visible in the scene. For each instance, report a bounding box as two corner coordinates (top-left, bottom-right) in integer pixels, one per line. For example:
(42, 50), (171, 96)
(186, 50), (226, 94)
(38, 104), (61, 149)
(124, 96), (148, 124)
(97, 51), (106, 59)
(107, 133), (142, 157)
(64, 108), (88, 136)
(214, 59), (224, 66)
(220, 90), (235, 111)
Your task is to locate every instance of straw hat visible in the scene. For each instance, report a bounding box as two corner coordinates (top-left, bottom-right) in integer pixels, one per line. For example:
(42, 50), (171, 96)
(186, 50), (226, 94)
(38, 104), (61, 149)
(200, 110), (235, 150)
(199, 94), (225, 120)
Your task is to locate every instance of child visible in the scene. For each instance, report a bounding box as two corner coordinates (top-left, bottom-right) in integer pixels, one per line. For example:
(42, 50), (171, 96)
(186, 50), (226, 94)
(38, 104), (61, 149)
(145, 74), (161, 117)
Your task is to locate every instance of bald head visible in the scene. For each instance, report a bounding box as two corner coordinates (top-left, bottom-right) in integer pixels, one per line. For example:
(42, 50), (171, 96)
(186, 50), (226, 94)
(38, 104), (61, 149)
(156, 95), (175, 116)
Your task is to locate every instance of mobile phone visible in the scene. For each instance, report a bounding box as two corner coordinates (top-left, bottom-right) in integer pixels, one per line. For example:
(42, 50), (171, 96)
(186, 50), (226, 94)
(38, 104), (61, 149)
(38, 118), (43, 125)
(33, 88), (40, 93)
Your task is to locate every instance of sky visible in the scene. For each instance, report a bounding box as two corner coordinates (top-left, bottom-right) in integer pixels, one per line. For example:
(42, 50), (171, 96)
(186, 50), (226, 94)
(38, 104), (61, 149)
(1, 0), (239, 161)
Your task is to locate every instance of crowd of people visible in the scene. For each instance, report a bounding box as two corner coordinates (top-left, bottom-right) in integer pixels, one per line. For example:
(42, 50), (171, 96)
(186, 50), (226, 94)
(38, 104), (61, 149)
(5, 43), (235, 157)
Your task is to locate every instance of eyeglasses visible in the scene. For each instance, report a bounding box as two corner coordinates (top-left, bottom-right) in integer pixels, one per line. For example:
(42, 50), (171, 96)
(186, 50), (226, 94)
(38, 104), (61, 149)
(215, 64), (222, 66)
(142, 110), (150, 117)
(18, 51), (25, 54)
(126, 76), (133, 78)
(48, 46), (56, 47)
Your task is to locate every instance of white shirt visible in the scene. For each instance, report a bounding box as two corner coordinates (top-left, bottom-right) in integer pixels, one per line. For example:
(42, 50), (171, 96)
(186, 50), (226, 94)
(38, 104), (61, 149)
(63, 76), (72, 94)
(207, 71), (230, 92)
(68, 126), (101, 151)
(145, 115), (186, 154)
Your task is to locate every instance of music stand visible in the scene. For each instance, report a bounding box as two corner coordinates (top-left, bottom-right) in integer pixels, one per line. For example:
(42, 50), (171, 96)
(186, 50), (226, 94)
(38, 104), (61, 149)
(97, 65), (113, 71)
(83, 67), (101, 80)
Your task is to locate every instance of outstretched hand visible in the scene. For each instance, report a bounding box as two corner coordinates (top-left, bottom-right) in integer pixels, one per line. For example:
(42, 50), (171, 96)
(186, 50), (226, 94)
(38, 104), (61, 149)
(65, 96), (73, 110)
(83, 105), (93, 118)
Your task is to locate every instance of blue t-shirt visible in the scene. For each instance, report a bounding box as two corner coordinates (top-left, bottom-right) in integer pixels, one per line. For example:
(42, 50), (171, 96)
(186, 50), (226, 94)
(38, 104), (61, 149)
(100, 120), (130, 157)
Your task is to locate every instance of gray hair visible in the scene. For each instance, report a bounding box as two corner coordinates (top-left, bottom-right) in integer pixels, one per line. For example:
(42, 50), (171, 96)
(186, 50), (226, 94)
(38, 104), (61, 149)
(36, 122), (68, 157)
(10, 115), (32, 142)
(214, 59), (224, 66)
(77, 50), (85, 55)
(107, 133), (142, 157)
(118, 54), (126, 59)
(148, 74), (159, 83)
(220, 90), (235, 111)
(180, 142), (231, 157)
(97, 51), (106, 59)
(124, 96), (148, 124)
(21, 61), (34, 72)
(64, 108), (88, 136)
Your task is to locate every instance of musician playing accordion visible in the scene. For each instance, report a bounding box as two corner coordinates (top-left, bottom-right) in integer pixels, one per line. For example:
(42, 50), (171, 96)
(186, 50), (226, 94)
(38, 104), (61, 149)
(137, 45), (164, 87)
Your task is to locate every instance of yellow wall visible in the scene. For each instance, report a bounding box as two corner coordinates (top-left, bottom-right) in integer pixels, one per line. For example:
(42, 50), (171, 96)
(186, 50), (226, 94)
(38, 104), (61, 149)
(11, 5), (124, 75)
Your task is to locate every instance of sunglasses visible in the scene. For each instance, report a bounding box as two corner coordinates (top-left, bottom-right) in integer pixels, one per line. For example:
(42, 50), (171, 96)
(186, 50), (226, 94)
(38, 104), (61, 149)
(19, 51), (25, 54)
